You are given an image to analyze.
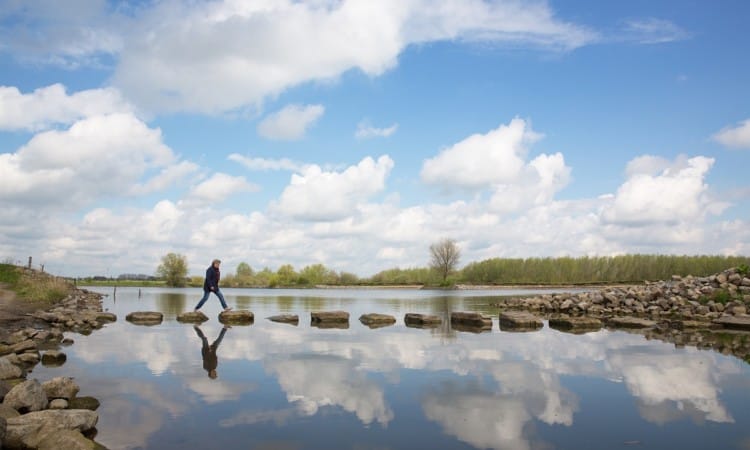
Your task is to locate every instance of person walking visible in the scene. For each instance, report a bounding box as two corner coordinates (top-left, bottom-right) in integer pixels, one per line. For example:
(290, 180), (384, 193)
(194, 259), (232, 311)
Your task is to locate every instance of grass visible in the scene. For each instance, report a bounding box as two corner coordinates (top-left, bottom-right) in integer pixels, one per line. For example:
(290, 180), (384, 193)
(0, 263), (72, 304)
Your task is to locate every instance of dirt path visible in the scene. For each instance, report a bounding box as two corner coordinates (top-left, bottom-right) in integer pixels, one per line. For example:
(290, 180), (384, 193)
(0, 283), (50, 337)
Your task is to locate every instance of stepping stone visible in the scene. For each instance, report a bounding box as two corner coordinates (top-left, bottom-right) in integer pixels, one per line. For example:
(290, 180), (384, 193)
(126, 311), (163, 326)
(548, 317), (602, 334)
(451, 312), (492, 328)
(606, 316), (657, 329)
(95, 312), (117, 323)
(713, 315), (750, 331)
(359, 313), (396, 329)
(218, 310), (254, 325)
(499, 312), (543, 331)
(404, 313), (442, 328)
(41, 351), (67, 367)
(311, 311), (349, 324)
(267, 314), (299, 325)
(176, 311), (209, 324)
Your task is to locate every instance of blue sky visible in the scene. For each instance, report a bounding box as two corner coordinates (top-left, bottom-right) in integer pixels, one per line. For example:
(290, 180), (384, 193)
(0, 0), (749, 277)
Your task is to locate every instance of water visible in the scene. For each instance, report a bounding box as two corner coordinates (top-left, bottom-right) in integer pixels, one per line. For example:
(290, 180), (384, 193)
(30, 286), (750, 450)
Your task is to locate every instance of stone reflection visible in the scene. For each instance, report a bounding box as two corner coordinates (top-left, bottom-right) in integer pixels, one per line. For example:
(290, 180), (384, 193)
(265, 354), (393, 426)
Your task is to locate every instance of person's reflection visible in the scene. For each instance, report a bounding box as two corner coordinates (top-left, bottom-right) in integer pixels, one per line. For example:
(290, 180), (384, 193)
(194, 325), (229, 379)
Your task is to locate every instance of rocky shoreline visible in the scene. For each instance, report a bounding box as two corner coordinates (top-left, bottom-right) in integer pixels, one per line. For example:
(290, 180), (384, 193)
(1, 288), (108, 449)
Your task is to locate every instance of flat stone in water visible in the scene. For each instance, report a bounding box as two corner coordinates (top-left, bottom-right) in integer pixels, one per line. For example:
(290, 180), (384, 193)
(176, 311), (209, 324)
(713, 315), (750, 331)
(68, 396), (100, 411)
(499, 312), (543, 332)
(267, 314), (299, 325)
(41, 350), (66, 367)
(311, 311), (349, 323)
(607, 317), (657, 329)
(219, 310), (254, 325)
(451, 312), (492, 328)
(359, 313), (396, 328)
(404, 313), (442, 328)
(95, 312), (117, 323)
(549, 316), (602, 334)
(125, 311), (163, 325)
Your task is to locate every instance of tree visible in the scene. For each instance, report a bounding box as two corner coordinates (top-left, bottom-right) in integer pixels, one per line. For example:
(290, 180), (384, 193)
(157, 253), (189, 287)
(429, 238), (461, 282)
(236, 262), (254, 278)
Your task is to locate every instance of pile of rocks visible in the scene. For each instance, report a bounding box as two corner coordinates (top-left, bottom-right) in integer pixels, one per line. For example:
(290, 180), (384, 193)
(500, 267), (750, 323)
(30, 289), (115, 335)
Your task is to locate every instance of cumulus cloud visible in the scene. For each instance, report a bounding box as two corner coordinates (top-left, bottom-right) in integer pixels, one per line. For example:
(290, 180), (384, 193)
(602, 155), (726, 226)
(273, 155), (394, 221)
(257, 104), (325, 141)
(0, 84), (134, 131)
(107, 0), (595, 113)
(228, 154), (307, 172)
(713, 119), (750, 149)
(355, 121), (398, 139)
(183, 173), (260, 207)
(0, 113), (174, 208)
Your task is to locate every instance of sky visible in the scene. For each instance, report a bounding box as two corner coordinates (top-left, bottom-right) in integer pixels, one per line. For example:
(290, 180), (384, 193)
(0, 0), (749, 278)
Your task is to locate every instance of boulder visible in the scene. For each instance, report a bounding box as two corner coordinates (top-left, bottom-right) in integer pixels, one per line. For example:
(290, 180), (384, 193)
(549, 317), (602, 333)
(606, 317), (657, 329)
(451, 312), (493, 329)
(176, 311), (209, 324)
(499, 312), (543, 331)
(267, 314), (299, 325)
(95, 312), (117, 323)
(713, 315), (750, 331)
(43, 377), (80, 400)
(218, 310), (254, 325)
(18, 352), (40, 365)
(5, 409), (98, 449)
(10, 339), (37, 354)
(37, 429), (100, 450)
(0, 357), (23, 380)
(4, 379), (48, 413)
(0, 379), (12, 401)
(311, 311), (349, 324)
(41, 350), (67, 367)
(125, 311), (163, 325)
(359, 314), (396, 328)
(49, 398), (69, 409)
(404, 313), (442, 328)
(68, 396), (100, 411)
(0, 404), (20, 420)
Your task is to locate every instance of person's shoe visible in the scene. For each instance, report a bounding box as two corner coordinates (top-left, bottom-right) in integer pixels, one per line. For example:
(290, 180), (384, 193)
(223, 307), (233, 311)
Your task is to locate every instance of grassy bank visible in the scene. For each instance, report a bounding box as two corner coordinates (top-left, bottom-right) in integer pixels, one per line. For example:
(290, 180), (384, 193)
(0, 264), (73, 304)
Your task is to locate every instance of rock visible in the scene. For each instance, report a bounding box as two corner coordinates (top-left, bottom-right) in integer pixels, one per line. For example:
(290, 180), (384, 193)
(404, 313), (442, 328)
(18, 352), (40, 366)
(61, 338), (75, 346)
(218, 310), (254, 325)
(732, 305), (747, 316)
(5, 409), (98, 449)
(549, 317), (602, 333)
(68, 396), (100, 411)
(713, 315), (750, 331)
(670, 320), (713, 330)
(451, 312), (492, 329)
(359, 314), (396, 328)
(0, 379), (12, 401)
(267, 314), (299, 325)
(49, 398), (69, 409)
(311, 311), (349, 324)
(41, 350), (67, 367)
(0, 357), (24, 380)
(176, 311), (209, 324)
(0, 416), (5, 446)
(95, 312), (117, 323)
(0, 403), (20, 420)
(37, 429), (101, 450)
(4, 379), (48, 413)
(125, 311), (163, 325)
(10, 339), (37, 354)
(606, 317), (657, 329)
(43, 377), (80, 400)
(499, 312), (543, 331)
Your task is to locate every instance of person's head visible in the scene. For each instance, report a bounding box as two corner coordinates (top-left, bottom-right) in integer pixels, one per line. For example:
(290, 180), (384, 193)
(212, 259), (221, 268)
(208, 369), (218, 379)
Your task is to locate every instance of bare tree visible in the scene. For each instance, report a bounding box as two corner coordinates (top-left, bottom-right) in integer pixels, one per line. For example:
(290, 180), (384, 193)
(430, 238), (461, 282)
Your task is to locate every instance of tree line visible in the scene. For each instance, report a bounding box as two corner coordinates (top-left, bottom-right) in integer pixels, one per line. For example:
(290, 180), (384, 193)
(155, 250), (750, 288)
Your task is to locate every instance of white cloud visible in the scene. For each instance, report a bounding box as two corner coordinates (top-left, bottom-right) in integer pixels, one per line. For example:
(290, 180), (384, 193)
(0, 113), (174, 208)
(355, 121), (398, 139)
(713, 119), (750, 149)
(109, 0), (595, 113)
(257, 104), (325, 141)
(273, 155), (394, 221)
(130, 161), (200, 196)
(622, 18), (690, 44)
(0, 84), (133, 131)
(228, 154), (307, 172)
(183, 173), (259, 207)
(602, 155), (726, 226)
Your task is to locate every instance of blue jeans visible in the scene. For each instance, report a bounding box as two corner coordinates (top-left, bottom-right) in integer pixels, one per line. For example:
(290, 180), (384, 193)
(195, 288), (227, 310)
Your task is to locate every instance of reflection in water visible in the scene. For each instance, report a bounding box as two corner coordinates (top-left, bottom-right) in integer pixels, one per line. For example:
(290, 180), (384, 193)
(52, 287), (750, 450)
(195, 325), (229, 379)
(155, 292), (188, 317)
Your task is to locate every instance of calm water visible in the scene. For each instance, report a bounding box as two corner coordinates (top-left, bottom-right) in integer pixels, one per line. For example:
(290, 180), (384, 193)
(29, 286), (750, 450)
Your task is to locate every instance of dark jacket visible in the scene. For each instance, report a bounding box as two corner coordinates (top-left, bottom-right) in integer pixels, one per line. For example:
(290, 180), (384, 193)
(203, 265), (220, 292)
